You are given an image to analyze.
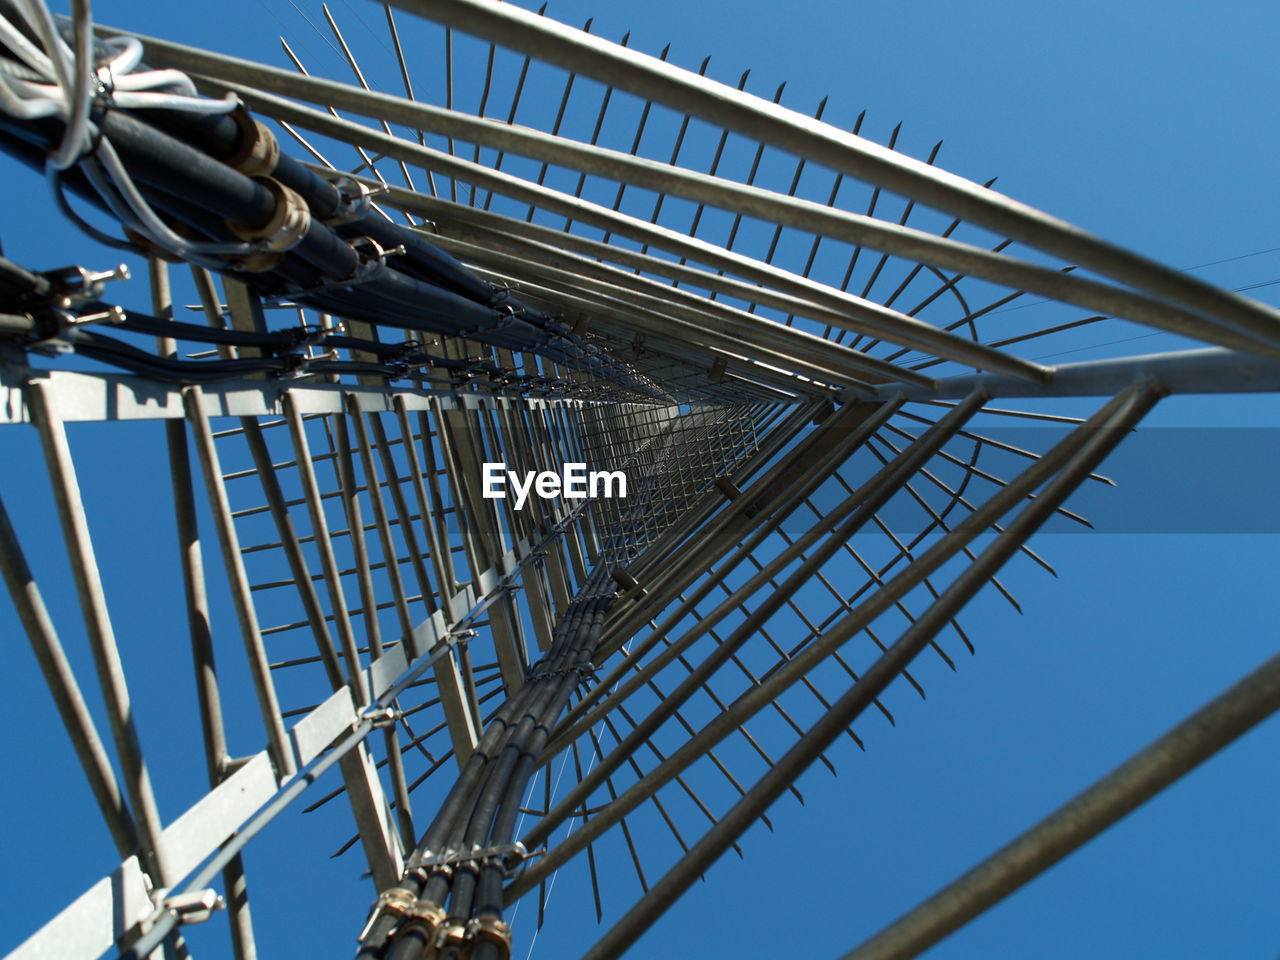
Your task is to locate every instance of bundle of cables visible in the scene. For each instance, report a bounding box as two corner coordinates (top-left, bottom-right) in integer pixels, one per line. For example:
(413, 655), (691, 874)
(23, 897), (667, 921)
(0, 0), (663, 396)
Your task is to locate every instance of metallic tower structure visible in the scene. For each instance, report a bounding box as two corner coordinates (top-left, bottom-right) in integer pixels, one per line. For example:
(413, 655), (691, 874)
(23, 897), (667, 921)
(2, 3), (1279, 959)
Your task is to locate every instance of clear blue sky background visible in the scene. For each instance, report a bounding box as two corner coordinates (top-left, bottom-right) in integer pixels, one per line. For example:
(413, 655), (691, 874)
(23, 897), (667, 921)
(2, 2), (1280, 959)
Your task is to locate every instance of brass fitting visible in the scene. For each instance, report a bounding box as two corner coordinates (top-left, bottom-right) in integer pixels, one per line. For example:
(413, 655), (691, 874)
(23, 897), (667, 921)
(357, 887), (446, 949)
(398, 899), (448, 951)
(226, 110), (280, 177)
(224, 177), (311, 272)
(467, 916), (513, 960)
(434, 918), (470, 957)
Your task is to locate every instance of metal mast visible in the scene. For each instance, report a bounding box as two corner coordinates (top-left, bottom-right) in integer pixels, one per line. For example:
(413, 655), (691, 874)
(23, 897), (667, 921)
(2, 3), (1278, 959)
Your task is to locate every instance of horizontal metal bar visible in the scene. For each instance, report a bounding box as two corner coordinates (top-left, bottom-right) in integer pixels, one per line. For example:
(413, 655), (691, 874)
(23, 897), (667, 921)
(848, 346), (1280, 401)
(0, 366), (588, 424)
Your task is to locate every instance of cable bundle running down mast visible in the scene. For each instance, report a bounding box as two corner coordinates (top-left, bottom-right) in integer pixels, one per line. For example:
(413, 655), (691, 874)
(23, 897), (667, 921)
(3, 2), (1280, 960)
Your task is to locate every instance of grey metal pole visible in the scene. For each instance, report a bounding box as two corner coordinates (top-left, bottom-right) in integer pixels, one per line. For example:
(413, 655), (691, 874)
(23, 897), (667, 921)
(550, 399), (903, 751)
(0, 490), (139, 859)
(152, 258), (259, 960)
(27, 380), (171, 885)
(855, 345), (1280, 401)
(508, 381), (1156, 901)
(841, 621), (1280, 960)
(115, 36), (1279, 357)
(283, 391), (370, 707)
(184, 385), (295, 777)
(157, 83), (1045, 379)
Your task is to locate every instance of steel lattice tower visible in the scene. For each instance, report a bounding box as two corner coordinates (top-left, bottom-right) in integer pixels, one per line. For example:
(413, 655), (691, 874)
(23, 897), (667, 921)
(2, 3), (1279, 959)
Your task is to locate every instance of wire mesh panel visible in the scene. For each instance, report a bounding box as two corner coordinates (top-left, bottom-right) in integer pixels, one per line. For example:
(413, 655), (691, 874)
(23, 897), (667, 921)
(2, 3), (1280, 960)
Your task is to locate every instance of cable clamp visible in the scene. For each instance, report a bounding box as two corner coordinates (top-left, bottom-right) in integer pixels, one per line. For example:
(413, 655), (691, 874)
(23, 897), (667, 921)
(163, 888), (225, 926)
(39, 263), (131, 310)
(532, 664), (595, 683)
(281, 323), (329, 349)
(434, 919), (469, 953)
(279, 348), (338, 380)
(350, 235), (406, 274)
(138, 888), (225, 934)
(357, 887), (447, 944)
(493, 303), (518, 330)
(54, 304), (127, 331)
(323, 175), (375, 226)
(361, 706), (402, 729)
(224, 177), (311, 272)
(226, 109), (280, 177)
(261, 236), (402, 304)
(466, 916), (514, 960)
(407, 841), (528, 874)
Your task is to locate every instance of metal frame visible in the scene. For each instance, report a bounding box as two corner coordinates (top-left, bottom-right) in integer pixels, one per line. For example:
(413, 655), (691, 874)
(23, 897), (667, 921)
(2, 5), (1279, 960)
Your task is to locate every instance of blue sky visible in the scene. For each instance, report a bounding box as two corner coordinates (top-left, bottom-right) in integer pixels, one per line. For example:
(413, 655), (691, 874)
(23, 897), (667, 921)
(2, 2), (1280, 958)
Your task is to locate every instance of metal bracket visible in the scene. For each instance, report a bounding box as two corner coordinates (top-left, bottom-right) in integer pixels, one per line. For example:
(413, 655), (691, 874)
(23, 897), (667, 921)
(261, 236), (404, 305)
(448, 628), (479, 646)
(407, 841), (529, 874)
(322, 175), (380, 226)
(356, 886), (446, 943)
(361, 706), (402, 729)
(39, 263), (130, 309)
(141, 888), (225, 931)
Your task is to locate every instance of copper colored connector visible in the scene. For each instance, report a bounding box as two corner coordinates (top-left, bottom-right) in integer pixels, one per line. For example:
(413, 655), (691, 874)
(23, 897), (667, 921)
(467, 915), (513, 960)
(224, 177), (311, 272)
(225, 110), (280, 177)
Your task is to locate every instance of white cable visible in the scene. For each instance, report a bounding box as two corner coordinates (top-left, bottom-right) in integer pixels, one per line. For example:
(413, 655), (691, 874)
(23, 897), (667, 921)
(111, 90), (238, 114)
(0, 74), (58, 118)
(12, 0), (72, 94)
(0, 13), (57, 77)
(91, 139), (254, 258)
(0, 0), (254, 262)
(103, 34), (142, 76)
(111, 67), (197, 95)
(0, 53), (44, 81)
(49, 0), (93, 170)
